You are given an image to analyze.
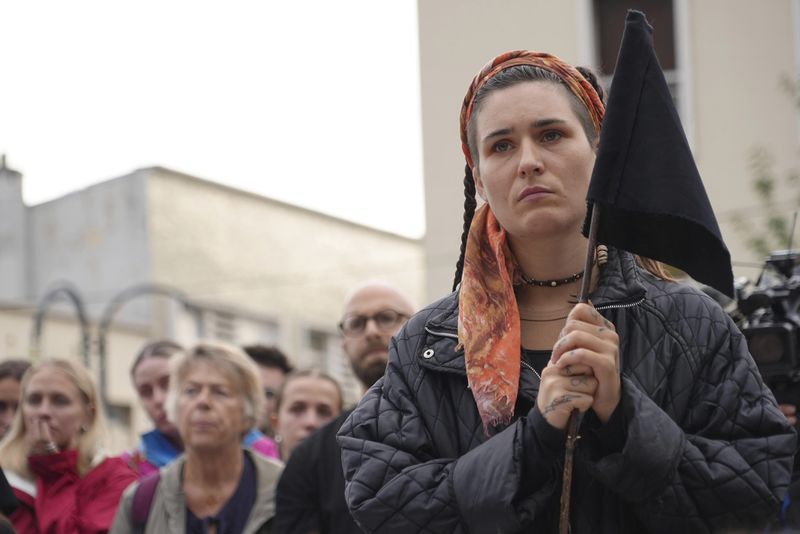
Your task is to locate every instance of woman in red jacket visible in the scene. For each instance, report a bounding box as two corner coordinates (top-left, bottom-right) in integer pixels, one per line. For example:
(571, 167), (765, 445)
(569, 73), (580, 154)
(0, 358), (137, 533)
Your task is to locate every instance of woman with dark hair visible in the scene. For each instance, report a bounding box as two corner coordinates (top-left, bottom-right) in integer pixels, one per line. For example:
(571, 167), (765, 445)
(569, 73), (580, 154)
(122, 340), (184, 477)
(0, 359), (31, 441)
(271, 369), (343, 460)
(337, 51), (796, 533)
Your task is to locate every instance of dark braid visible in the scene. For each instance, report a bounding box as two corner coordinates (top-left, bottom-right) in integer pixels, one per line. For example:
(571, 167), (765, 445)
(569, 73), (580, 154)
(452, 164), (478, 291)
(575, 66), (606, 104)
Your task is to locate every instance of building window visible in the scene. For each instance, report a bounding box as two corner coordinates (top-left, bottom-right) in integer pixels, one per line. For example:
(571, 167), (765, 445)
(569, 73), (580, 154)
(208, 310), (237, 342)
(592, 0), (691, 142)
(188, 306), (279, 346)
(593, 0), (675, 76)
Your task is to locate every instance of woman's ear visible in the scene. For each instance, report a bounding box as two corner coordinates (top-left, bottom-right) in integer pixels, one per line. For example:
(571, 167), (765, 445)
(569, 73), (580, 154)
(245, 403), (257, 430)
(243, 413), (256, 436)
(473, 166), (487, 201)
(82, 402), (95, 432)
(269, 411), (279, 433)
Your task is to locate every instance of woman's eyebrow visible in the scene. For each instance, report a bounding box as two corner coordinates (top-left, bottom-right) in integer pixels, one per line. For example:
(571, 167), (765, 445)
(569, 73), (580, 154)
(532, 118), (566, 128)
(483, 118), (568, 143)
(482, 127), (512, 142)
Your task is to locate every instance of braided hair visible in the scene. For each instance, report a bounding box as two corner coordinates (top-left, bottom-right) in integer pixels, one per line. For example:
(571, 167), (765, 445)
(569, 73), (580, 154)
(451, 65), (606, 291)
(575, 66), (605, 107)
(452, 164), (478, 291)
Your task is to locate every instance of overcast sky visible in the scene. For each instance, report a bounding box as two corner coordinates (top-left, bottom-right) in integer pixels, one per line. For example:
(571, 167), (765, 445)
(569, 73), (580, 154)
(0, 1), (425, 238)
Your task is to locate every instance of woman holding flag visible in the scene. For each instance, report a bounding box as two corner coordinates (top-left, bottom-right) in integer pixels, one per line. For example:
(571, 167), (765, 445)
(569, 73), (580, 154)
(337, 14), (795, 534)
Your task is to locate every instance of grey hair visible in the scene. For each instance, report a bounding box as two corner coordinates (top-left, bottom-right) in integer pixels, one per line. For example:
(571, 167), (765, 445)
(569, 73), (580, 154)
(166, 341), (266, 434)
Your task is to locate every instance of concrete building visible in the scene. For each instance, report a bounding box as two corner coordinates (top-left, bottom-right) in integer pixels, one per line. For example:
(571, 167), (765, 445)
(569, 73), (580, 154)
(0, 162), (425, 449)
(419, 0), (800, 298)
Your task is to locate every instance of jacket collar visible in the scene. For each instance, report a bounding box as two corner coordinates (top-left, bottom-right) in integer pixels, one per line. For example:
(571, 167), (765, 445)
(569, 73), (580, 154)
(159, 450), (280, 533)
(589, 247), (648, 307)
(141, 429), (181, 469)
(159, 454), (188, 531)
(421, 247), (647, 371)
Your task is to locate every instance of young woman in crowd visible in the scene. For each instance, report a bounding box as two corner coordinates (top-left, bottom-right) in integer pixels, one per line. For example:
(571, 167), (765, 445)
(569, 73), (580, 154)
(0, 359), (31, 441)
(0, 358), (137, 533)
(112, 341), (283, 533)
(271, 369), (342, 460)
(337, 51), (796, 533)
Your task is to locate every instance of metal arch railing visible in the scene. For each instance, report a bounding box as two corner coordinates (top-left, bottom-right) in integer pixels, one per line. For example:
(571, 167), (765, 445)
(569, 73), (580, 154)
(96, 282), (200, 409)
(30, 281), (91, 366)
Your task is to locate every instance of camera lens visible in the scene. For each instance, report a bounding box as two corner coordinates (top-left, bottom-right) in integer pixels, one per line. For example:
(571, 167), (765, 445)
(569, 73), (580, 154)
(749, 332), (785, 364)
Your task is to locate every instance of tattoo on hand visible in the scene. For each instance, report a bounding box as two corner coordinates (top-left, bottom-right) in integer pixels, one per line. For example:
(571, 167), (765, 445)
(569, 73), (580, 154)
(570, 377), (587, 387)
(543, 394), (578, 415)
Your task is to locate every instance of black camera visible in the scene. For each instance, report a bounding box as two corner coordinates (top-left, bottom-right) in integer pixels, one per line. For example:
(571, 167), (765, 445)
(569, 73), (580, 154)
(733, 250), (800, 406)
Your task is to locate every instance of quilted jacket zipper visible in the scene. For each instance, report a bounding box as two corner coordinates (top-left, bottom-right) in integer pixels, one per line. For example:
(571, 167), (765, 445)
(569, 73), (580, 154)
(424, 327), (458, 339)
(594, 296), (645, 312)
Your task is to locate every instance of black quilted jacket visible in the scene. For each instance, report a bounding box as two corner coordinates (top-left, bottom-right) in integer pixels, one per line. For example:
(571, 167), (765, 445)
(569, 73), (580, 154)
(338, 249), (797, 533)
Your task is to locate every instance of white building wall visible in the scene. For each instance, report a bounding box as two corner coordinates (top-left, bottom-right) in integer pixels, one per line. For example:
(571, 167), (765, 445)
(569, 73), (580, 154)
(27, 172), (152, 322)
(419, 0), (800, 299)
(689, 0), (799, 273)
(418, 0), (585, 300)
(0, 164), (28, 301)
(145, 167), (426, 373)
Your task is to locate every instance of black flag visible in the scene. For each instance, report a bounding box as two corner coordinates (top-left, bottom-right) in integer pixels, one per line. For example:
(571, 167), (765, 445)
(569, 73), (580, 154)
(584, 10), (734, 297)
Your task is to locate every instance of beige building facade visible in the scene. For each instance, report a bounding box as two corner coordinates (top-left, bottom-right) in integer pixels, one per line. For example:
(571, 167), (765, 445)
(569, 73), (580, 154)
(0, 164), (425, 450)
(419, 0), (800, 299)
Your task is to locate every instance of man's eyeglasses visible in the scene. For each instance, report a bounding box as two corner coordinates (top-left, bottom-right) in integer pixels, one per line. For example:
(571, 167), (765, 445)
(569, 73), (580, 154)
(338, 310), (408, 337)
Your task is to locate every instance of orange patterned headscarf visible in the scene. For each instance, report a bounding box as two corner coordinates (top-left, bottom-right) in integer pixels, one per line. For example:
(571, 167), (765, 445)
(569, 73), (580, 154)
(457, 51), (605, 432)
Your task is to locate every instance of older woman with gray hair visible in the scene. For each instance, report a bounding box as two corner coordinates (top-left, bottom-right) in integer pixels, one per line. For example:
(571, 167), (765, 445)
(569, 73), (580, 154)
(112, 342), (283, 534)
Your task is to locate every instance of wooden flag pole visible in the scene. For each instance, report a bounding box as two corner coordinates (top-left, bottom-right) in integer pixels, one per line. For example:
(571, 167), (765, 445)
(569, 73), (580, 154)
(559, 203), (601, 534)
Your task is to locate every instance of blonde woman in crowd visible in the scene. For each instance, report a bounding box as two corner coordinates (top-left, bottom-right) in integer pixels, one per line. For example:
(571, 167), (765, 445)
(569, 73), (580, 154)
(0, 358), (137, 533)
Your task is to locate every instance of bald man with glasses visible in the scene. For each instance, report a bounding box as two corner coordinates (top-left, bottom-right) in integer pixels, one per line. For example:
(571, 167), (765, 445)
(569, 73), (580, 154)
(275, 280), (415, 534)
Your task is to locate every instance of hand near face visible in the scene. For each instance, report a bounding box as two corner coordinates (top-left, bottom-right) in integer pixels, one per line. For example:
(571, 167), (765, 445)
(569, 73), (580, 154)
(21, 367), (91, 455)
(536, 303), (620, 429)
(25, 417), (58, 455)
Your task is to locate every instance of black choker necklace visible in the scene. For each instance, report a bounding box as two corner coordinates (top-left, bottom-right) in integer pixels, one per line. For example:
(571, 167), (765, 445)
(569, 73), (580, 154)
(520, 270), (585, 287)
